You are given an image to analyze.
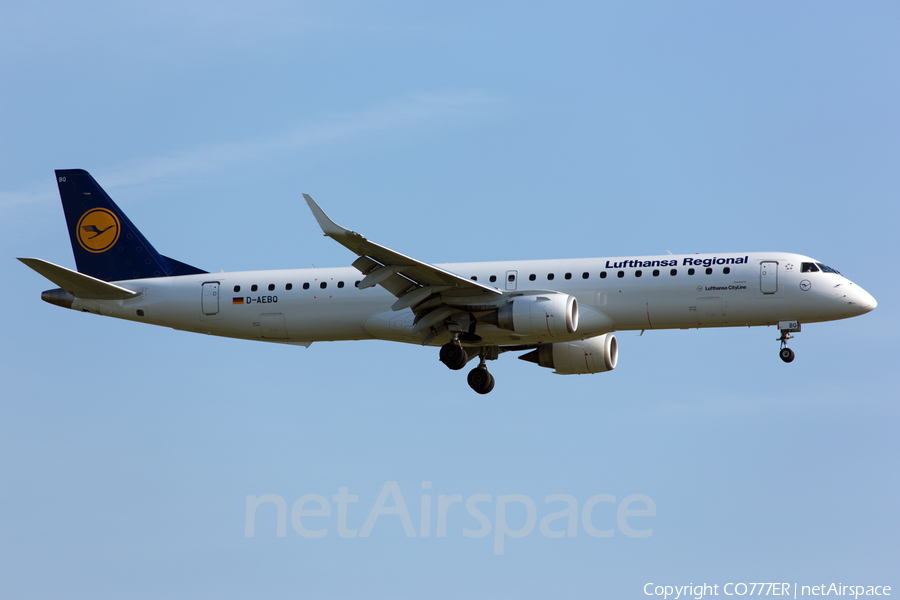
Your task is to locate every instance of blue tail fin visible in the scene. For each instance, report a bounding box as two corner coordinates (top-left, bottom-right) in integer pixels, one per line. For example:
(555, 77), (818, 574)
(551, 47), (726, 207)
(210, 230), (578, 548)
(56, 169), (207, 282)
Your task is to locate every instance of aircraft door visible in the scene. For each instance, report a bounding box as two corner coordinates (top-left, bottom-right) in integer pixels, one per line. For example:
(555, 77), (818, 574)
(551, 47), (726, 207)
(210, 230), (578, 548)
(201, 282), (220, 315)
(506, 270), (518, 291)
(260, 313), (289, 339)
(759, 262), (778, 295)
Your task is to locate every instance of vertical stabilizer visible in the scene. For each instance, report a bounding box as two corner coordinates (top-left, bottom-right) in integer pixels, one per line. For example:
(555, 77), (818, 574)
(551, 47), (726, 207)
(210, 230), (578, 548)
(55, 169), (206, 281)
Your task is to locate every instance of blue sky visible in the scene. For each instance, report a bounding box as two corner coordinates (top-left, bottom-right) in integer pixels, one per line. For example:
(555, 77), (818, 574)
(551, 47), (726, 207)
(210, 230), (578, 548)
(1, 2), (898, 598)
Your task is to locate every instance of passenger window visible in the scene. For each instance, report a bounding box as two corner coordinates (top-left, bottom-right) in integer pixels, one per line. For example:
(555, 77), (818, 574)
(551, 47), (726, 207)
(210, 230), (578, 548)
(233, 285), (241, 293)
(688, 268), (695, 276)
(582, 272), (589, 279)
(600, 271), (607, 279)
(251, 284), (258, 292)
(564, 273), (572, 280)
(670, 269), (677, 276)
(635, 270), (642, 278)
(547, 273), (555, 281)
(320, 282), (327, 289)
(723, 267), (730, 275)
(302, 283), (310, 290)
(705, 268), (712, 275)
(471, 276), (477, 281)
(355, 281), (360, 287)
(285, 283), (293, 290)
(652, 269), (660, 277)
(617, 271), (624, 278)
(528, 274), (536, 281)
(268, 284), (275, 291)
(337, 281), (344, 288)
(489, 275), (497, 283)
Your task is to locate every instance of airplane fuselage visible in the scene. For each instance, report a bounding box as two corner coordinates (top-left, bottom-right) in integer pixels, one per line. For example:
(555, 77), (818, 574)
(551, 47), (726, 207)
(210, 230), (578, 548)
(59, 251), (875, 348)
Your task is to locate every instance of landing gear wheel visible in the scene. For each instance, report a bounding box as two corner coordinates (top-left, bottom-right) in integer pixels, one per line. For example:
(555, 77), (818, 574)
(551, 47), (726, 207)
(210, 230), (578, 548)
(439, 342), (468, 371)
(779, 347), (795, 363)
(467, 366), (495, 394)
(776, 323), (799, 364)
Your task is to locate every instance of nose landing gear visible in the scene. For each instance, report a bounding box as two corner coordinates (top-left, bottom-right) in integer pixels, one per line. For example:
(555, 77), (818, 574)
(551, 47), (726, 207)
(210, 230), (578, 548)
(777, 320), (800, 363)
(779, 346), (795, 363)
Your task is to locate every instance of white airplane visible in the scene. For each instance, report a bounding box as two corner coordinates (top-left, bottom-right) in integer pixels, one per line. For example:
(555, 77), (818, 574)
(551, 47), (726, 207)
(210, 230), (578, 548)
(20, 169), (877, 394)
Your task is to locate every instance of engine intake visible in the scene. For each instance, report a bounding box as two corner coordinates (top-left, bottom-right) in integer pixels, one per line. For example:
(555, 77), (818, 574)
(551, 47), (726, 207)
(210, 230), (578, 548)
(482, 294), (578, 337)
(519, 333), (618, 374)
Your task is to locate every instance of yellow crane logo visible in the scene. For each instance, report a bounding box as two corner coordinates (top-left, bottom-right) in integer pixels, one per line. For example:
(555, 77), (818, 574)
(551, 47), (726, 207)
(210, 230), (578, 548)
(76, 208), (120, 253)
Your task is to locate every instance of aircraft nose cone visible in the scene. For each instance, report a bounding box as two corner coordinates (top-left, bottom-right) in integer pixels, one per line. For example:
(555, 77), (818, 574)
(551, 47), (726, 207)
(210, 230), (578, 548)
(860, 290), (877, 312)
(853, 286), (877, 313)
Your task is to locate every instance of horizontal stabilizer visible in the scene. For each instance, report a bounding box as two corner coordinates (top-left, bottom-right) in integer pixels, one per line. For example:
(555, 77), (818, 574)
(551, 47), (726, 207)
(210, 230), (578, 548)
(18, 257), (140, 300)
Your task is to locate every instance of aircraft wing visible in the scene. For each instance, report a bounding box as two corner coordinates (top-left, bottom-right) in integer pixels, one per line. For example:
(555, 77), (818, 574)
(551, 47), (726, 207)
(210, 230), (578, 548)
(303, 194), (503, 315)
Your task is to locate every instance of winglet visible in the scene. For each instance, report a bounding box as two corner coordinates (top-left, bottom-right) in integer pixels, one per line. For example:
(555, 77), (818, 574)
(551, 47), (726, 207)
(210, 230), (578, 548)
(301, 193), (503, 299)
(303, 193), (356, 237)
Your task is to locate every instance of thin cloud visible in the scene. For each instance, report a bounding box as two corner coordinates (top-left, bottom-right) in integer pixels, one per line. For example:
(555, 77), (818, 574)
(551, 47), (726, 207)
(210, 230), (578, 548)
(0, 186), (57, 211)
(1, 90), (502, 209)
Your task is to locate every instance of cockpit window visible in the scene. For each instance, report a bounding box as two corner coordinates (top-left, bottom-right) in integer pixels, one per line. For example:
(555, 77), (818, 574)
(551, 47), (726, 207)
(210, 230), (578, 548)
(801, 262), (820, 273)
(816, 263), (841, 274)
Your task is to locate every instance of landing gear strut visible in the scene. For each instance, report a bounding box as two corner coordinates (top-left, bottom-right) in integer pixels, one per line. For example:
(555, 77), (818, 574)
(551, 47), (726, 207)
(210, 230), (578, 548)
(777, 320), (800, 363)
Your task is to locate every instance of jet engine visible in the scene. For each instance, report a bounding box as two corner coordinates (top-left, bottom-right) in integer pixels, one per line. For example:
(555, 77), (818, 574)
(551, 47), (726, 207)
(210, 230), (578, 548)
(481, 294), (578, 337)
(518, 333), (618, 374)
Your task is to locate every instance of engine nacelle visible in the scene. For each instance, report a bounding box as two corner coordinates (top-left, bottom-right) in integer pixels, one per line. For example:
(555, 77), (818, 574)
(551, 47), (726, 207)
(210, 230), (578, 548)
(485, 294), (578, 337)
(519, 333), (618, 374)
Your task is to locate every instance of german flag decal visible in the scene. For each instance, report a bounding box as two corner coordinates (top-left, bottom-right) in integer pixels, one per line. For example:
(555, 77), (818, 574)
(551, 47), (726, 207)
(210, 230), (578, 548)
(233, 297), (244, 304)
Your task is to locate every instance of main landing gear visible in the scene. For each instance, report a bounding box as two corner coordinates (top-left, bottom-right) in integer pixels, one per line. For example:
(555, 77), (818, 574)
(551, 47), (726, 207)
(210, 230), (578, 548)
(439, 339), (497, 394)
(467, 360), (495, 395)
(777, 320), (801, 363)
(439, 339), (468, 371)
